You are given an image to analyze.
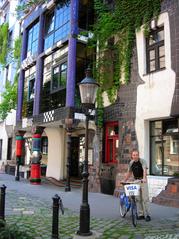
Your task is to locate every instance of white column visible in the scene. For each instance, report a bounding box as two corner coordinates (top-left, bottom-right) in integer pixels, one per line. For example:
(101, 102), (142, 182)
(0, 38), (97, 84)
(45, 127), (66, 180)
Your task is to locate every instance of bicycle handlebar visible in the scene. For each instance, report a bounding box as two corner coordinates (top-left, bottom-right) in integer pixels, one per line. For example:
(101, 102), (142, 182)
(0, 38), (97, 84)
(120, 180), (143, 185)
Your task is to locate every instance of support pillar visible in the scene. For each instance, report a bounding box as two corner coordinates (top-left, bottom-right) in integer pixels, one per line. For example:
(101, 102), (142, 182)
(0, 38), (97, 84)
(30, 127), (44, 185)
(66, 0), (79, 107)
(16, 29), (28, 122)
(15, 131), (25, 181)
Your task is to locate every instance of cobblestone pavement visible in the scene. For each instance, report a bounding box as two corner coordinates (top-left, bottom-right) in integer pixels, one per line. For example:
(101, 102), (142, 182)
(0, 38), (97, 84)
(1, 174), (179, 239)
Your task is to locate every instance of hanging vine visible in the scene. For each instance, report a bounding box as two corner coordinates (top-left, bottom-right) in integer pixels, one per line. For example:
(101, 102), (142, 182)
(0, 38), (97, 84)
(91, 0), (162, 126)
(0, 23), (8, 67)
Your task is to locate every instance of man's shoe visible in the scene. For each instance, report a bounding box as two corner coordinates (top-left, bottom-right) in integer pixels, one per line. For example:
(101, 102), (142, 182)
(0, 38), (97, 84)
(145, 215), (151, 221)
(137, 215), (145, 220)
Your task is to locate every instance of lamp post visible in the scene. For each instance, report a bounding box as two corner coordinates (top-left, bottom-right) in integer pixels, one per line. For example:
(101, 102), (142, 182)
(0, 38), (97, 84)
(65, 118), (73, 192)
(77, 68), (99, 236)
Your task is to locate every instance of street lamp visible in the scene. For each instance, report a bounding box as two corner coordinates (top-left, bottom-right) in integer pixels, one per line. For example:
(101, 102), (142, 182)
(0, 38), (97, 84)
(77, 68), (99, 236)
(65, 118), (73, 192)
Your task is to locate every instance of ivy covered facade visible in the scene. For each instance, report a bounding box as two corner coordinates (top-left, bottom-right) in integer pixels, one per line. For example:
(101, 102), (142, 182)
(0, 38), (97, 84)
(16, 0), (179, 201)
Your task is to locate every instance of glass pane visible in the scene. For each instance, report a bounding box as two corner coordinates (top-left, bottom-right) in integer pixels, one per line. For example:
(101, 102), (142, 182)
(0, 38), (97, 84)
(151, 136), (163, 175)
(52, 67), (60, 90)
(109, 139), (113, 162)
(159, 56), (165, 68)
(163, 135), (179, 176)
(151, 121), (162, 136)
(159, 46), (165, 57)
(157, 29), (164, 41)
(45, 13), (55, 35)
(150, 60), (155, 72)
(149, 50), (155, 60)
(60, 70), (66, 87)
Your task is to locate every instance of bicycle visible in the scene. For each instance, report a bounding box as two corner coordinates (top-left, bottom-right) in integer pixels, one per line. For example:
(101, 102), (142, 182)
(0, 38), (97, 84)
(119, 181), (141, 227)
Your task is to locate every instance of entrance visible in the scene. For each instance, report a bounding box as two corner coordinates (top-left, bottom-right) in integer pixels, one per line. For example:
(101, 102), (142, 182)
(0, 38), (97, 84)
(70, 137), (80, 177)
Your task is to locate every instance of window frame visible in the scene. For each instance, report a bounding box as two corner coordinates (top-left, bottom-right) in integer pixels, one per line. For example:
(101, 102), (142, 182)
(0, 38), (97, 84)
(150, 119), (179, 176)
(146, 26), (165, 74)
(51, 61), (67, 93)
(27, 75), (35, 102)
(104, 121), (119, 164)
(27, 21), (40, 57)
(44, 4), (70, 50)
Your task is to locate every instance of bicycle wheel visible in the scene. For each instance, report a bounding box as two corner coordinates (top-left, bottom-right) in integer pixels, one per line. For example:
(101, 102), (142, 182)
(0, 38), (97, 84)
(131, 200), (137, 227)
(119, 195), (127, 217)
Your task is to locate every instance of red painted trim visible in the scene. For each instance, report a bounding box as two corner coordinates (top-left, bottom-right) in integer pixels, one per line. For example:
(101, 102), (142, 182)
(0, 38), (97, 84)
(105, 122), (119, 163)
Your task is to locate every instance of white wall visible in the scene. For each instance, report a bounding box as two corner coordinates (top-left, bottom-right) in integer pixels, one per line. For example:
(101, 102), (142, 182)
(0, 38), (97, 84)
(135, 12), (175, 167)
(45, 127), (66, 180)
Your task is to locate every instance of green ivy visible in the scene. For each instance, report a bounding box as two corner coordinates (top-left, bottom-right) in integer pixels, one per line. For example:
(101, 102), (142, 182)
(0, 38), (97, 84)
(14, 37), (22, 65)
(91, 0), (162, 126)
(0, 23), (8, 66)
(0, 74), (18, 120)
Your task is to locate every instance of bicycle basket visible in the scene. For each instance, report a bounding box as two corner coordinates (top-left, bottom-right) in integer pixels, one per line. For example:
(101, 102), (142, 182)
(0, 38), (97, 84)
(124, 184), (140, 196)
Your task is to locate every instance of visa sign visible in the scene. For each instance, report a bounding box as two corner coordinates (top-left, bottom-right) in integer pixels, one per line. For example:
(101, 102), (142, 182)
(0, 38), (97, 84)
(126, 185), (137, 191)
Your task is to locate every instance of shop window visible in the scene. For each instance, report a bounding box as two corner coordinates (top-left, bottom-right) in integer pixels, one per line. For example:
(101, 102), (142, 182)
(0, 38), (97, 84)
(105, 122), (119, 163)
(150, 119), (179, 176)
(44, 4), (70, 50)
(146, 26), (165, 73)
(0, 139), (2, 160)
(7, 138), (12, 160)
(27, 21), (40, 57)
(51, 62), (67, 92)
(41, 137), (48, 155)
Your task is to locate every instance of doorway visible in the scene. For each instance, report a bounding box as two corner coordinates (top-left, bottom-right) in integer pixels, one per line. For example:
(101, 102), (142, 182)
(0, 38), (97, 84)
(70, 137), (80, 177)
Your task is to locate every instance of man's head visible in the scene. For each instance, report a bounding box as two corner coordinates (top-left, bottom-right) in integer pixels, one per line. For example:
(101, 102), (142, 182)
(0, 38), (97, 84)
(131, 149), (139, 161)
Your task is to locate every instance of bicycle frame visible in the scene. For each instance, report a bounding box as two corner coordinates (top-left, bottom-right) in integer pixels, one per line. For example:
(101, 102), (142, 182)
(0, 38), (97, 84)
(119, 182), (141, 227)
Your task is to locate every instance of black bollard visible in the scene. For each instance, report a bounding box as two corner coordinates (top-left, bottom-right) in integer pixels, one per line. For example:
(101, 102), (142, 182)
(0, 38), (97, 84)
(0, 185), (6, 221)
(51, 194), (64, 239)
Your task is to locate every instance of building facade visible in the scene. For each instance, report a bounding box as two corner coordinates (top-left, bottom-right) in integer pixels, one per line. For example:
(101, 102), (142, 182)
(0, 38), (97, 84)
(0, 0), (20, 173)
(97, 0), (179, 199)
(16, 0), (96, 181)
(16, 0), (179, 200)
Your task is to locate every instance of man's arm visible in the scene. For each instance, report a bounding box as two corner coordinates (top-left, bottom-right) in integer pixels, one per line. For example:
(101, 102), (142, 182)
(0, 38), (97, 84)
(142, 168), (147, 183)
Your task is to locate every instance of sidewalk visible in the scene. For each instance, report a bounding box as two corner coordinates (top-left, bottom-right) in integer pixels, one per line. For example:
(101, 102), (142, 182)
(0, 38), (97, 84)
(0, 173), (179, 239)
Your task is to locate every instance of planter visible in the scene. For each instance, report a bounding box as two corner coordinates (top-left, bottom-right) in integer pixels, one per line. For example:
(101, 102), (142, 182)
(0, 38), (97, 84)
(100, 178), (115, 195)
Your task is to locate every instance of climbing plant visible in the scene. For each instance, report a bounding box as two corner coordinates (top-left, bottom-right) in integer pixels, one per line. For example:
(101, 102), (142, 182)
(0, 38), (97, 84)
(0, 23), (8, 66)
(0, 35), (21, 120)
(91, 0), (162, 126)
(16, 0), (70, 16)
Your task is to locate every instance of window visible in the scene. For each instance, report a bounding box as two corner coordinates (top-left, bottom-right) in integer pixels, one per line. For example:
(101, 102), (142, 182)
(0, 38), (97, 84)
(0, 139), (2, 160)
(51, 62), (67, 92)
(146, 26), (165, 73)
(44, 4), (70, 50)
(27, 22), (40, 57)
(28, 77), (35, 101)
(150, 119), (179, 176)
(8, 30), (13, 48)
(105, 122), (119, 163)
(41, 137), (48, 155)
(7, 138), (12, 160)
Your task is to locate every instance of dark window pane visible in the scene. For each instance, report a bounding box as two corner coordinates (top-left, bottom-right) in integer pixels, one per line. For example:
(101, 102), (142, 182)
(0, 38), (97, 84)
(159, 56), (165, 68)
(149, 50), (155, 60)
(52, 66), (60, 90)
(151, 121), (162, 136)
(159, 46), (165, 57)
(151, 136), (162, 175)
(150, 60), (156, 72)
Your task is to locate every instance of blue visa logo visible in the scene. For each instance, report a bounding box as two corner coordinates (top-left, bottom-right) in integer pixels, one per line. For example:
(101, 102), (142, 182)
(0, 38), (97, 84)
(126, 185), (137, 190)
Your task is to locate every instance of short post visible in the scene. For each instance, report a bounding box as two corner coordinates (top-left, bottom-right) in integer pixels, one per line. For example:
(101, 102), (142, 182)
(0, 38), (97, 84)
(52, 194), (64, 239)
(0, 185), (6, 221)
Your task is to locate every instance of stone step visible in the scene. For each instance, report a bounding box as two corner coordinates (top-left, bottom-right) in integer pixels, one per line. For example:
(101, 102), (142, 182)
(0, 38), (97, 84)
(152, 195), (179, 208)
(45, 177), (82, 188)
